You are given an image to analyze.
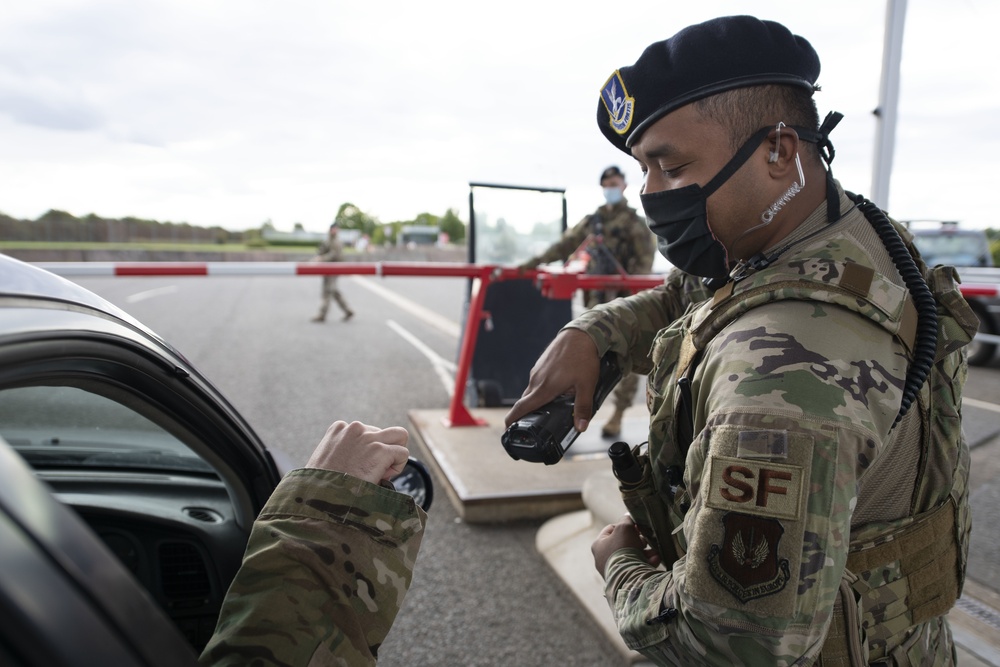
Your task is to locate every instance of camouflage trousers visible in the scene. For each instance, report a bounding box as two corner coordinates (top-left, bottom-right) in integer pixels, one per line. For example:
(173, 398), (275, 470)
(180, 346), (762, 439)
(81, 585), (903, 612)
(612, 372), (640, 411)
(317, 276), (352, 319)
(585, 288), (640, 412)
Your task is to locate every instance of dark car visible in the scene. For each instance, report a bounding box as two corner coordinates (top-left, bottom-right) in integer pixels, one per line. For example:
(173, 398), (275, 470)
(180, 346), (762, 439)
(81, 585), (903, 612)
(0, 254), (430, 666)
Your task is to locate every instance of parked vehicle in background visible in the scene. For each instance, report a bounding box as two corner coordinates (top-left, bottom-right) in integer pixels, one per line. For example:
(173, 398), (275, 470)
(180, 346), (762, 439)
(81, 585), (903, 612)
(951, 266), (1000, 366)
(907, 220), (994, 268)
(907, 221), (999, 366)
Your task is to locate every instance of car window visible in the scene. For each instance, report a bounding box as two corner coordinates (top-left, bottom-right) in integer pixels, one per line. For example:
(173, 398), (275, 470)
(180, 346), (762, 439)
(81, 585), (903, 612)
(0, 385), (213, 474)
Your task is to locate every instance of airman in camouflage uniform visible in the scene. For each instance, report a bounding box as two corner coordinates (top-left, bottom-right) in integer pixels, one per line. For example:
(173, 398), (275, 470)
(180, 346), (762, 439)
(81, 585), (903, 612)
(312, 222), (354, 323)
(520, 166), (657, 437)
(508, 16), (977, 666)
(201, 421), (425, 666)
(586, 190), (975, 666)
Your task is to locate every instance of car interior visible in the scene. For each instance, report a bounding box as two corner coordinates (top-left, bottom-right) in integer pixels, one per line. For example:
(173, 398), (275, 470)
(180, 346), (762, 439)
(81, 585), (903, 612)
(0, 333), (275, 661)
(0, 432), (202, 666)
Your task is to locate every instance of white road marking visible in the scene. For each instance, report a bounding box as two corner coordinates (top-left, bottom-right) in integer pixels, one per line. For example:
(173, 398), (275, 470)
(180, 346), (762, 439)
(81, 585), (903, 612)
(964, 397), (1000, 414)
(386, 319), (456, 397)
(126, 285), (178, 303)
(349, 276), (460, 338)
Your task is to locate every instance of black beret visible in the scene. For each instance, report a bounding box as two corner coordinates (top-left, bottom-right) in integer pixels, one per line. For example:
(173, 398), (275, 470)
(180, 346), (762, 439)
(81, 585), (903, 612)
(597, 15), (820, 154)
(599, 165), (624, 183)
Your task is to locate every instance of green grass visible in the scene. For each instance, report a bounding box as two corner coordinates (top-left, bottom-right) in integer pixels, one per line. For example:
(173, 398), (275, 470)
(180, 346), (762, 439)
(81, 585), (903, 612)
(0, 241), (312, 253)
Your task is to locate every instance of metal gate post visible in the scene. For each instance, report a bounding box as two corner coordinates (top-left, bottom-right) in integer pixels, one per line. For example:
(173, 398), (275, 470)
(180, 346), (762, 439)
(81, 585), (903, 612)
(444, 268), (492, 427)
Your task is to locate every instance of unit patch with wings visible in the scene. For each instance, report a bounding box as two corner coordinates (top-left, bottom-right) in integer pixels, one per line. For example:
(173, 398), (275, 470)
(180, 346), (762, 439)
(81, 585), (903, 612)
(708, 512), (790, 603)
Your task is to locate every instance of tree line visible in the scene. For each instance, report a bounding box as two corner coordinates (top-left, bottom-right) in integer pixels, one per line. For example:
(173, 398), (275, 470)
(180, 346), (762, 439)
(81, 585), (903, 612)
(0, 209), (240, 245)
(327, 203), (466, 245)
(1, 204), (468, 247)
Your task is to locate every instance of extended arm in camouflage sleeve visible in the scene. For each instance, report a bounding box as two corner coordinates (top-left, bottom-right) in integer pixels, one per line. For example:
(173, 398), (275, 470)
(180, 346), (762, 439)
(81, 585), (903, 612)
(525, 215), (592, 268)
(568, 268), (710, 376)
(316, 238), (343, 262)
(627, 216), (656, 275)
(200, 468), (426, 667)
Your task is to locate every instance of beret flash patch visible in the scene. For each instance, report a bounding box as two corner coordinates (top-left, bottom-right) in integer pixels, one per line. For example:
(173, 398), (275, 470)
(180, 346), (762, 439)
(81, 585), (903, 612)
(601, 70), (634, 136)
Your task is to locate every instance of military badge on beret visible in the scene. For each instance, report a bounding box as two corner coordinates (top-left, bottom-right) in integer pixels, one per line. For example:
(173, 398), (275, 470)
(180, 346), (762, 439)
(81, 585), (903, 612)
(600, 70), (634, 136)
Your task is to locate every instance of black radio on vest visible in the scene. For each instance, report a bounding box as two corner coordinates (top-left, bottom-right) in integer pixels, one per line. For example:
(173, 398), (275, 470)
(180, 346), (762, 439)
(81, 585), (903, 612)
(608, 440), (643, 484)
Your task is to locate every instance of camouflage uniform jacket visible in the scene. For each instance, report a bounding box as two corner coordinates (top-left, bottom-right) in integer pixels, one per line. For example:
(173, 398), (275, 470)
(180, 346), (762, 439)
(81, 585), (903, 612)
(531, 199), (656, 276)
(317, 236), (344, 262)
(571, 188), (977, 666)
(200, 468), (426, 666)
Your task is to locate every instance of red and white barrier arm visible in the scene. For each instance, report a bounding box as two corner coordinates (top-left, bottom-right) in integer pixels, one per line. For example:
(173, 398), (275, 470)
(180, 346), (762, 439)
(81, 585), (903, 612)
(34, 261), (667, 428)
(33, 261), (484, 278)
(31, 261), (1000, 427)
(34, 261), (670, 293)
(959, 283), (1000, 298)
(34, 261), (525, 279)
(37, 261), (999, 299)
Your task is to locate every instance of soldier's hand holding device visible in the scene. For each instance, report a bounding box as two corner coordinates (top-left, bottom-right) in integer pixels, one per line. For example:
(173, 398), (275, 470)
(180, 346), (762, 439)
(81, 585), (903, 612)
(501, 352), (621, 464)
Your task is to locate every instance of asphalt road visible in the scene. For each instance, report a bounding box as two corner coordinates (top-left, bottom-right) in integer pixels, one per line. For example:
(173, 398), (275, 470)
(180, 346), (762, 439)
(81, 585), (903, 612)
(77, 273), (623, 666)
(74, 273), (1000, 666)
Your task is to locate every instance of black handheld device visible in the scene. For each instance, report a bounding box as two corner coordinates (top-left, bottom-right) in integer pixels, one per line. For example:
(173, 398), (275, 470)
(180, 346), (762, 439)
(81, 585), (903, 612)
(501, 354), (622, 465)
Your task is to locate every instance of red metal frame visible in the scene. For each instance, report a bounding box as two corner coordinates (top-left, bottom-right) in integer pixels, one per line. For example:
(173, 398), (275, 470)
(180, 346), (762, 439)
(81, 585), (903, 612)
(443, 268), (492, 427)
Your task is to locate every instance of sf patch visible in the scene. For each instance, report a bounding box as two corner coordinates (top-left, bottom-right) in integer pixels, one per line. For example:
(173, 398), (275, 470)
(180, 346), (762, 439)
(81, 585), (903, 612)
(601, 70), (634, 135)
(705, 455), (804, 520)
(708, 512), (790, 603)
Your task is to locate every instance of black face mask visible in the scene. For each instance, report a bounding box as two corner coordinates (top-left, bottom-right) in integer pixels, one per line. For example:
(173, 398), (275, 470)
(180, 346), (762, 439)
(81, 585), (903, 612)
(640, 126), (771, 281)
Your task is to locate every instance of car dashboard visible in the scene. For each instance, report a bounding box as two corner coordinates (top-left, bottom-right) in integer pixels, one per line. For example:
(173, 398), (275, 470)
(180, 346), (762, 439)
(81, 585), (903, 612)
(43, 470), (251, 653)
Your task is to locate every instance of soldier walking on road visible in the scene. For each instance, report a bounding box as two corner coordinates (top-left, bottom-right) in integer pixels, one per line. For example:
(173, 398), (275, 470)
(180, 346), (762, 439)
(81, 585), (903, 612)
(519, 165), (656, 438)
(311, 221), (354, 323)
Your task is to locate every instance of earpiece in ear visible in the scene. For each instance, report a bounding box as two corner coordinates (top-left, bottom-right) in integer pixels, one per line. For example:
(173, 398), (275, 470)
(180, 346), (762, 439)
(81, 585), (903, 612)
(768, 121), (785, 163)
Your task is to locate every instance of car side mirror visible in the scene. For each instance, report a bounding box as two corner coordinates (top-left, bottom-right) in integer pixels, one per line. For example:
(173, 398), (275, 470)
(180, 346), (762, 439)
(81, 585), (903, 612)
(390, 457), (434, 512)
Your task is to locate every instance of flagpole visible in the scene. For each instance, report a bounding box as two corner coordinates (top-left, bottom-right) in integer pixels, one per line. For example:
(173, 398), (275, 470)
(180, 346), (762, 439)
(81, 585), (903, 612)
(871, 0), (908, 209)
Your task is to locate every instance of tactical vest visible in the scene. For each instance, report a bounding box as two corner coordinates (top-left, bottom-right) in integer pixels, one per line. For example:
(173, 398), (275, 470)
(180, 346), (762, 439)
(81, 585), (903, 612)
(617, 261), (976, 666)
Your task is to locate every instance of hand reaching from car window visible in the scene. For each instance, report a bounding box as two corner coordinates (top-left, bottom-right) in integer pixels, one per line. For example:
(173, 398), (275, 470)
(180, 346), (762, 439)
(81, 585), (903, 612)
(306, 421), (410, 484)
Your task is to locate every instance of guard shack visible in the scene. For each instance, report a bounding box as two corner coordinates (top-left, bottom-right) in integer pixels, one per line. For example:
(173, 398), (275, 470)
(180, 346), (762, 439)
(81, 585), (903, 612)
(406, 183), (654, 523)
(464, 182), (571, 408)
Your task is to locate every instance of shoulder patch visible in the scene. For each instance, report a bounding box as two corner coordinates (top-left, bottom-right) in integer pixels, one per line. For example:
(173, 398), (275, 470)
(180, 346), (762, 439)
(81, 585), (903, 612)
(708, 512), (790, 603)
(737, 429), (788, 459)
(706, 455), (803, 520)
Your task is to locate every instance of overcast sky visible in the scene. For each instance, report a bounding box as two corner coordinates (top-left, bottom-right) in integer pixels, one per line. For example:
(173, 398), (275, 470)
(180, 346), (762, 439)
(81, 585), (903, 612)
(1, 0), (997, 233)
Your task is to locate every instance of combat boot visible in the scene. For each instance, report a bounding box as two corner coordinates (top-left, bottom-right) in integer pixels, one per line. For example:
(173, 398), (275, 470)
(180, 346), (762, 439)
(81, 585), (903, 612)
(601, 408), (625, 438)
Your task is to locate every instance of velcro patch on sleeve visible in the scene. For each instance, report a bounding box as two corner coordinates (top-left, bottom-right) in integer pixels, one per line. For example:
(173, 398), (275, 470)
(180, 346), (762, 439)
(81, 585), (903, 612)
(705, 456), (804, 521)
(737, 429), (788, 459)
